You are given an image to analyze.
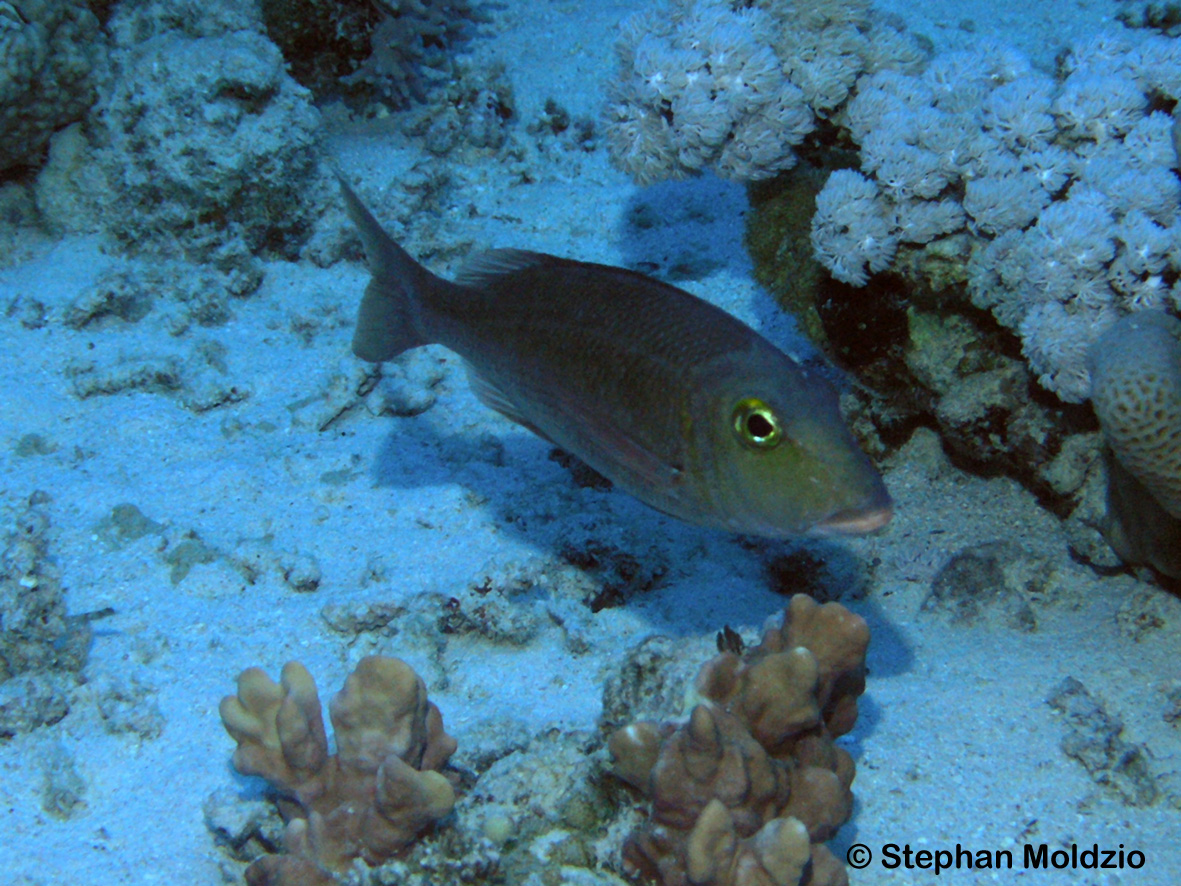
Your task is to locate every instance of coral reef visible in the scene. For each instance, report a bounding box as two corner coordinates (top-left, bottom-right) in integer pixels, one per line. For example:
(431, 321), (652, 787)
(220, 656), (457, 884)
(25, 0), (326, 275)
(0, 0), (106, 171)
(259, 0), (481, 109)
(732, 20), (1181, 575)
(807, 29), (1181, 403)
(744, 168), (836, 346)
(397, 64), (516, 156)
(609, 9), (1181, 560)
(1087, 310), (1181, 578)
(609, 594), (866, 886)
(604, 0), (927, 183)
(92, 19), (324, 265)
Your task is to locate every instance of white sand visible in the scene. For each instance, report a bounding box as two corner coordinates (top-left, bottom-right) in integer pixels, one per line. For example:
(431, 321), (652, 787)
(0, 1), (1178, 884)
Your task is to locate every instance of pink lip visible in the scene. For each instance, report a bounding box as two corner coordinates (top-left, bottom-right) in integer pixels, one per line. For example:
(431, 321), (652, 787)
(814, 505), (894, 535)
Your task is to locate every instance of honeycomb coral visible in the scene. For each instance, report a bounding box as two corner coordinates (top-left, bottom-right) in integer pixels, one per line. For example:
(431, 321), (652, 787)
(1088, 310), (1181, 578)
(220, 657), (456, 884)
(609, 595), (865, 886)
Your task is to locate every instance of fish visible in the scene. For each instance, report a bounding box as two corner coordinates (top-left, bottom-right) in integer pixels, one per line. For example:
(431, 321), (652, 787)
(337, 176), (891, 537)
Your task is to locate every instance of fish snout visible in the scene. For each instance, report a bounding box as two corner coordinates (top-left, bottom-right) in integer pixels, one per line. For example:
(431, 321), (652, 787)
(812, 503), (893, 536)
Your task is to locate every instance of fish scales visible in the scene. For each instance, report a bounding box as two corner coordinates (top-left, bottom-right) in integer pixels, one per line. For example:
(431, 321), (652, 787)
(431, 259), (760, 457)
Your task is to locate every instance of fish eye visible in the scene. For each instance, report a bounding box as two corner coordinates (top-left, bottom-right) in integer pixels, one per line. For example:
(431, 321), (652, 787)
(731, 398), (782, 449)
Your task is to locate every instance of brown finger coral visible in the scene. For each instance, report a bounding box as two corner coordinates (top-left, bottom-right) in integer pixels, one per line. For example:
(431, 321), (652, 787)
(609, 595), (867, 886)
(219, 656), (456, 885)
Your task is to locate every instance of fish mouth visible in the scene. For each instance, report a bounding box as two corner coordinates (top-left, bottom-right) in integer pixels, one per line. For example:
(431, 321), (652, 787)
(813, 504), (893, 536)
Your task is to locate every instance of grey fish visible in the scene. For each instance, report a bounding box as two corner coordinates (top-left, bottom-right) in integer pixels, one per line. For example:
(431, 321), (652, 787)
(338, 178), (891, 537)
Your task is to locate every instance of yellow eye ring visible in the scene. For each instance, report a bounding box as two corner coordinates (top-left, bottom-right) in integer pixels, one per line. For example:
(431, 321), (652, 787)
(732, 398), (782, 449)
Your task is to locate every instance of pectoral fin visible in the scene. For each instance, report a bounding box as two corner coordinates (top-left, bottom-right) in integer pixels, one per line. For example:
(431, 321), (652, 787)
(466, 362), (687, 512)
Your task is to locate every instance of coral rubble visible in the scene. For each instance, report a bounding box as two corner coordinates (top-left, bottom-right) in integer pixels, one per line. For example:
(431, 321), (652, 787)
(0, 492), (91, 737)
(1047, 677), (1159, 807)
(609, 595), (866, 886)
(220, 656), (457, 884)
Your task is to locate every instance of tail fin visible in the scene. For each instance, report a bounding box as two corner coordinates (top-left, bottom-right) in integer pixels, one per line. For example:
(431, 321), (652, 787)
(336, 174), (439, 362)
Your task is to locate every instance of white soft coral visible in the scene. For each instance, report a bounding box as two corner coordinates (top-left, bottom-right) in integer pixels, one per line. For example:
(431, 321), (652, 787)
(811, 170), (898, 286)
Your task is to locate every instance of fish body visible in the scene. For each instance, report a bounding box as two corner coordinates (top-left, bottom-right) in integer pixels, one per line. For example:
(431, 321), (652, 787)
(339, 179), (891, 537)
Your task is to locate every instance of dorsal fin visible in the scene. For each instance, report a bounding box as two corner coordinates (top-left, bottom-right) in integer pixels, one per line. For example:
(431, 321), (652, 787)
(454, 249), (557, 288)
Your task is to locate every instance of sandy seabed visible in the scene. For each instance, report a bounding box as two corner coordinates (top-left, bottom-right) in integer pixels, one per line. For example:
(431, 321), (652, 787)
(1, 1), (1178, 884)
